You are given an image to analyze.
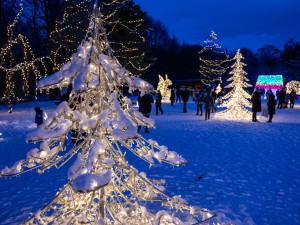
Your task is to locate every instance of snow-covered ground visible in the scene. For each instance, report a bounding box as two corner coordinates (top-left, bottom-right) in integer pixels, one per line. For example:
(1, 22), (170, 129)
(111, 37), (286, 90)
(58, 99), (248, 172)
(0, 99), (299, 224)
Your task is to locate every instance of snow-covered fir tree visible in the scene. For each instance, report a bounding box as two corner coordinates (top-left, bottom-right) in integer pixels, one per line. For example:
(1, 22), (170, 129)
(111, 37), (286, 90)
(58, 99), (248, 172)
(217, 49), (252, 119)
(0, 2), (215, 224)
(157, 74), (172, 102)
(199, 31), (229, 87)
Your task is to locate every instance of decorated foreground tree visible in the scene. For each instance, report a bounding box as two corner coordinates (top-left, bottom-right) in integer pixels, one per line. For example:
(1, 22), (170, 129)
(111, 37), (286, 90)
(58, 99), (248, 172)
(157, 74), (172, 102)
(0, 3), (215, 224)
(217, 49), (252, 120)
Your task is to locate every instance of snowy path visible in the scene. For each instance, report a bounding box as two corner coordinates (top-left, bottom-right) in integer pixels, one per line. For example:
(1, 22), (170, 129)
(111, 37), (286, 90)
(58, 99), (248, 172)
(0, 100), (299, 224)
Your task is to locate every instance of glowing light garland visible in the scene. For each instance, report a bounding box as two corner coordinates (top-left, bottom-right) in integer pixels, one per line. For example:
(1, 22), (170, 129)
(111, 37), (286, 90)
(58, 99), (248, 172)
(0, 0), (49, 113)
(199, 31), (230, 87)
(0, 3), (216, 224)
(157, 74), (172, 102)
(217, 49), (252, 120)
(286, 80), (300, 95)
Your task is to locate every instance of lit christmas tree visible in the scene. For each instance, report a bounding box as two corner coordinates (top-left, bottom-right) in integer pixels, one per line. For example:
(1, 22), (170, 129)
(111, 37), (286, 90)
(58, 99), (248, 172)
(0, 1), (48, 113)
(199, 31), (229, 87)
(0, 3), (215, 224)
(286, 80), (300, 94)
(157, 74), (172, 102)
(217, 49), (252, 119)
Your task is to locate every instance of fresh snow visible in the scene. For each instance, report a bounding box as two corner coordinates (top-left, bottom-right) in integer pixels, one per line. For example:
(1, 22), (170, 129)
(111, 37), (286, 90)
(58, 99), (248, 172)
(0, 99), (300, 224)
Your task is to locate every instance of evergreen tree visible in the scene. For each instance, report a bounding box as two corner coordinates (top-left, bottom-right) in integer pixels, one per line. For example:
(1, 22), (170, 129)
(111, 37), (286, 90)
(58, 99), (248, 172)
(199, 31), (229, 87)
(0, 3), (215, 224)
(217, 49), (252, 120)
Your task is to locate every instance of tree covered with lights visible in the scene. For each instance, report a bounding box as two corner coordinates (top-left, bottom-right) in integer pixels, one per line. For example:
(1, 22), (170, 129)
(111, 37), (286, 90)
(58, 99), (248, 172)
(0, 1), (49, 113)
(49, 0), (151, 77)
(103, 0), (152, 77)
(0, 3), (215, 224)
(157, 74), (172, 102)
(286, 80), (300, 95)
(199, 31), (229, 87)
(217, 49), (252, 119)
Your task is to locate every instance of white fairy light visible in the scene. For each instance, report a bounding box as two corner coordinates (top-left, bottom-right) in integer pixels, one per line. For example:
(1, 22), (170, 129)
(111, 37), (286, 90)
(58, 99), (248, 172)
(217, 49), (252, 120)
(0, 2), (215, 224)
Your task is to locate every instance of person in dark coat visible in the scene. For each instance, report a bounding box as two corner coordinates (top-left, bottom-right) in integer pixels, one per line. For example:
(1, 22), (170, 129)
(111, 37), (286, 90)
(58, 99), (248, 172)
(251, 91), (261, 122)
(176, 89), (181, 103)
(203, 92), (213, 120)
(138, 93), (154, 133)
(211, 89), (217, 112)
(278, 88), (285, 109)
(289, 89), (297, 109)
(267, 92), (276, 123)
(170, 88), (175, 106)
(155, 90), (163, 115)
(181, 88), (189, 113)
(34, 107), (43, 127)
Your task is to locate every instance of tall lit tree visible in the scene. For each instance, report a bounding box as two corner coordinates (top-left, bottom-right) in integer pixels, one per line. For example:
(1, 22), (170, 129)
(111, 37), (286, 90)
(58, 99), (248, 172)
(0, 3), (215, 224)
(199, 31), (229, 87)
(217, 49), (252, 119)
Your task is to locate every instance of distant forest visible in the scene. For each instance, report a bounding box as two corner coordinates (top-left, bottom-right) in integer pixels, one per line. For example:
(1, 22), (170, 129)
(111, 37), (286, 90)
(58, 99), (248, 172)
(1, 0), (299, 102)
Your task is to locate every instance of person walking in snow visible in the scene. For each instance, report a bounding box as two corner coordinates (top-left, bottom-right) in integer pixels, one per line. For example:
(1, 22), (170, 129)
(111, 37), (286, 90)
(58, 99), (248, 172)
(289, 89), (297, 108)
(203, 92), (213, 120)
(267, 92), (276, 123)
(34, 107), (43, 127)
(196, 89), (204, 116)
(251, 91), (261, 122)
(170, 88), (175, 106)
(138, 92), (154, 133)
(278, 88), (285, 109)
(176, 89), (181, 103)
(155, 90), (163, 115)
(211, 89), (217, 113)
(181, 88), (189, 113)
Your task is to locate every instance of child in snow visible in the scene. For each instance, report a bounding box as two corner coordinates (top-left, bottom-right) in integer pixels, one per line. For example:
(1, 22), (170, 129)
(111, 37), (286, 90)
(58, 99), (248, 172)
(284, 94), (289, 108)
(34, 107), (43, 127)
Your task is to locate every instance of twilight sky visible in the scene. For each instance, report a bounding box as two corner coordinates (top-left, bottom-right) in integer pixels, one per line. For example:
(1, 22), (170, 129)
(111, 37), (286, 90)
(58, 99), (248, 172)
(134, 0), (300, 52)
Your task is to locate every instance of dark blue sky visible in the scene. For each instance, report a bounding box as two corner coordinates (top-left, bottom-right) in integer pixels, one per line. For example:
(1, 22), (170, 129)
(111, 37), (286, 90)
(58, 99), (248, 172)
(134, 0), (300, 52)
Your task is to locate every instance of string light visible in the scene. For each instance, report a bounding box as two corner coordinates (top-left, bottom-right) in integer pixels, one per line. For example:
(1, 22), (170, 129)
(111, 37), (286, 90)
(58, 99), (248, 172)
(49, 0), (151, 77)
(199, 31), (230, 87)
(217, 49), (252, 119)
(0, 0), (49, 113)
(157, 74), (172, 102)
(0, 2), (216, 224)
(286, 80), (300, 94)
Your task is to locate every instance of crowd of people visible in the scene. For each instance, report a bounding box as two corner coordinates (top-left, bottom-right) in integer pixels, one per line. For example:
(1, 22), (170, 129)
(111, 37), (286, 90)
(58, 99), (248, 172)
(136, 86), (299, 133)
(251, 88), (298, 123)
